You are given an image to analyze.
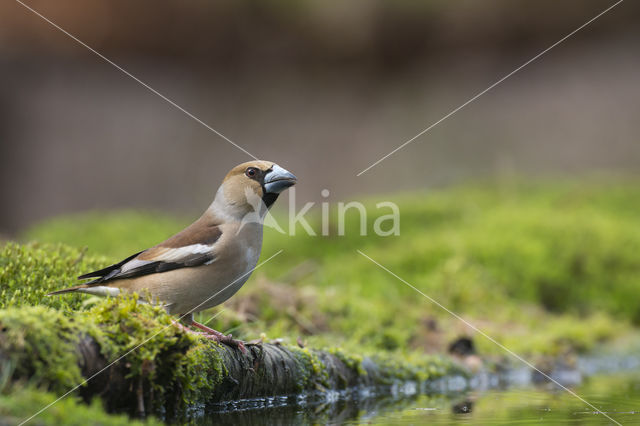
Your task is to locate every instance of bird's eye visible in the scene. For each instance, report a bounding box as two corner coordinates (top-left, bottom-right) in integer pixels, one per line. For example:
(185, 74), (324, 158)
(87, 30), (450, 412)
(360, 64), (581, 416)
(245, 168), (257, 178)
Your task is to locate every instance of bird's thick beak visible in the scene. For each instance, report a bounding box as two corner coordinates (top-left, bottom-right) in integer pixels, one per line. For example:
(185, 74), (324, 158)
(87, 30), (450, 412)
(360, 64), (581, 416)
(264, 164), (297, 194)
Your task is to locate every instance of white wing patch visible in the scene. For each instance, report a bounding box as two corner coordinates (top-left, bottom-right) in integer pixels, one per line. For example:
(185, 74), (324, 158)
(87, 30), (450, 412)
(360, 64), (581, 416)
(151, 244), (214, 262)
(119, 258), (152, 274)
(121, 244), (216, 274)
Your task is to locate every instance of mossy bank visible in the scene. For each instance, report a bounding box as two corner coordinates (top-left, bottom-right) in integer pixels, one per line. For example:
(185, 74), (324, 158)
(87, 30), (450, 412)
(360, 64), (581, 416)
(0, 243), (459, 424)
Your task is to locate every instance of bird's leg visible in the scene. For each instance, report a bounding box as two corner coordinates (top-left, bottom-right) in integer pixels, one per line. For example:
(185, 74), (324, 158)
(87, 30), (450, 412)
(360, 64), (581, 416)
(188, 320), (226, 339)
(190, 320), (247, 354)
(174, 314), (246, 353)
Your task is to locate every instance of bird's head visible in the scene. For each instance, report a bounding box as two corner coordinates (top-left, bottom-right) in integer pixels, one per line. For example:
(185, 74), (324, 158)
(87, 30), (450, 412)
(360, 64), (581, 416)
(214, 160), (297, 220)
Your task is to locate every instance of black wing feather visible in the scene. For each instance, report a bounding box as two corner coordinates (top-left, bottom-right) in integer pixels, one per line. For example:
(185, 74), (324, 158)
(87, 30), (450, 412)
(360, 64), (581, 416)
(81, 251), (215, 285)
(77, 251), (144, 280)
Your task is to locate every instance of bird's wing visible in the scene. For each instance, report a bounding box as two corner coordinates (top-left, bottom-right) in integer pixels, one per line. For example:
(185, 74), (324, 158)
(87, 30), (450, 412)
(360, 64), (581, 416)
(78, 218), (222, 285)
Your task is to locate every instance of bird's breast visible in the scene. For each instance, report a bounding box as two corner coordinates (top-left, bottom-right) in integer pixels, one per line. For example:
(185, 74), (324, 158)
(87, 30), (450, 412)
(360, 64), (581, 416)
(229, 222), (263, 272)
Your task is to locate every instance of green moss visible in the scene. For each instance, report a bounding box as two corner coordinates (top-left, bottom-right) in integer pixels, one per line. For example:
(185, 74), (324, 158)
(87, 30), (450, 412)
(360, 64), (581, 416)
(328, 348), (366, 376)
(288, 346), (330, 390)
(82, 295), (228, 411)
(0, 307), (84, 393)
(370, 352), (462, 384)
(0, 242), (110, 311)
(0, 386), (161, 426)
(175, 344), (226, 406)
(287, 344), (459, 391)
(0, 295), (227, 417)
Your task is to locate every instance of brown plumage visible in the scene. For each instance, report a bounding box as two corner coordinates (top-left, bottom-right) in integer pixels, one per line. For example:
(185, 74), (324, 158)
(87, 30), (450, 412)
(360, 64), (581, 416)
(48, 161), (296, 349)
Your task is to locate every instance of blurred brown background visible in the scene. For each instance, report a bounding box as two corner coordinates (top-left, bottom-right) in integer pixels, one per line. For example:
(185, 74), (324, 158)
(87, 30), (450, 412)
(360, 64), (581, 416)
(1, 0), (639, 234)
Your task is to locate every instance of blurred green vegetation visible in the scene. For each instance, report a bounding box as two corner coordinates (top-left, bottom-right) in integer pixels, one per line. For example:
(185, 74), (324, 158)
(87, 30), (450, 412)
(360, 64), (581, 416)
(19, 179), (640, 357)
(23, 211), (187, 262)
(0, 387), (161, 426)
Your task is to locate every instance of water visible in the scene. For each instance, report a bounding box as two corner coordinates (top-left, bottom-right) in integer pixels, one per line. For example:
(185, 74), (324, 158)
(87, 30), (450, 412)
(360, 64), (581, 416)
(195, 363), (640, 425)
(369, 373), (640, 425)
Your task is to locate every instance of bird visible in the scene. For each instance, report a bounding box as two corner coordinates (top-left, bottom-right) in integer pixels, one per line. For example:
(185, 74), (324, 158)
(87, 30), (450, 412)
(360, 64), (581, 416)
(49, 160), (297, 351)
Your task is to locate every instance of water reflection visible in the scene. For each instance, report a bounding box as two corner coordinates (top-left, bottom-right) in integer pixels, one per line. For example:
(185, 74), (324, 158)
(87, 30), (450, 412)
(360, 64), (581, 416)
(197, 372), (640, 425)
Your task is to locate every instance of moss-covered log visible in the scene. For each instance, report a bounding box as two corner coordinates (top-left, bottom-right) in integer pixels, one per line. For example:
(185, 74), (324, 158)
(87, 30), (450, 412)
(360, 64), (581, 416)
(0, 298), (461, 421)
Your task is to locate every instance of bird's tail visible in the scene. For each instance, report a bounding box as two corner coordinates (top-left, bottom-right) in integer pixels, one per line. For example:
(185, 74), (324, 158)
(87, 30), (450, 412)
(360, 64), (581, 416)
(47, 285), (88, 296)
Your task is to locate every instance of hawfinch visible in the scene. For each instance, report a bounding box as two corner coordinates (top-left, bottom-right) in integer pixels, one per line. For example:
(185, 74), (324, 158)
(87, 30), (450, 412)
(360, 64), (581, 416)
(50, 161), (296, 350)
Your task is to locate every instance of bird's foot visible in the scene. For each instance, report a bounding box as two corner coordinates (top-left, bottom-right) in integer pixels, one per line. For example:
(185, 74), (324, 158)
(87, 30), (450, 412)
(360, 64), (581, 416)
(189, 320), (247, 353)
(205, 333), (247, 354)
